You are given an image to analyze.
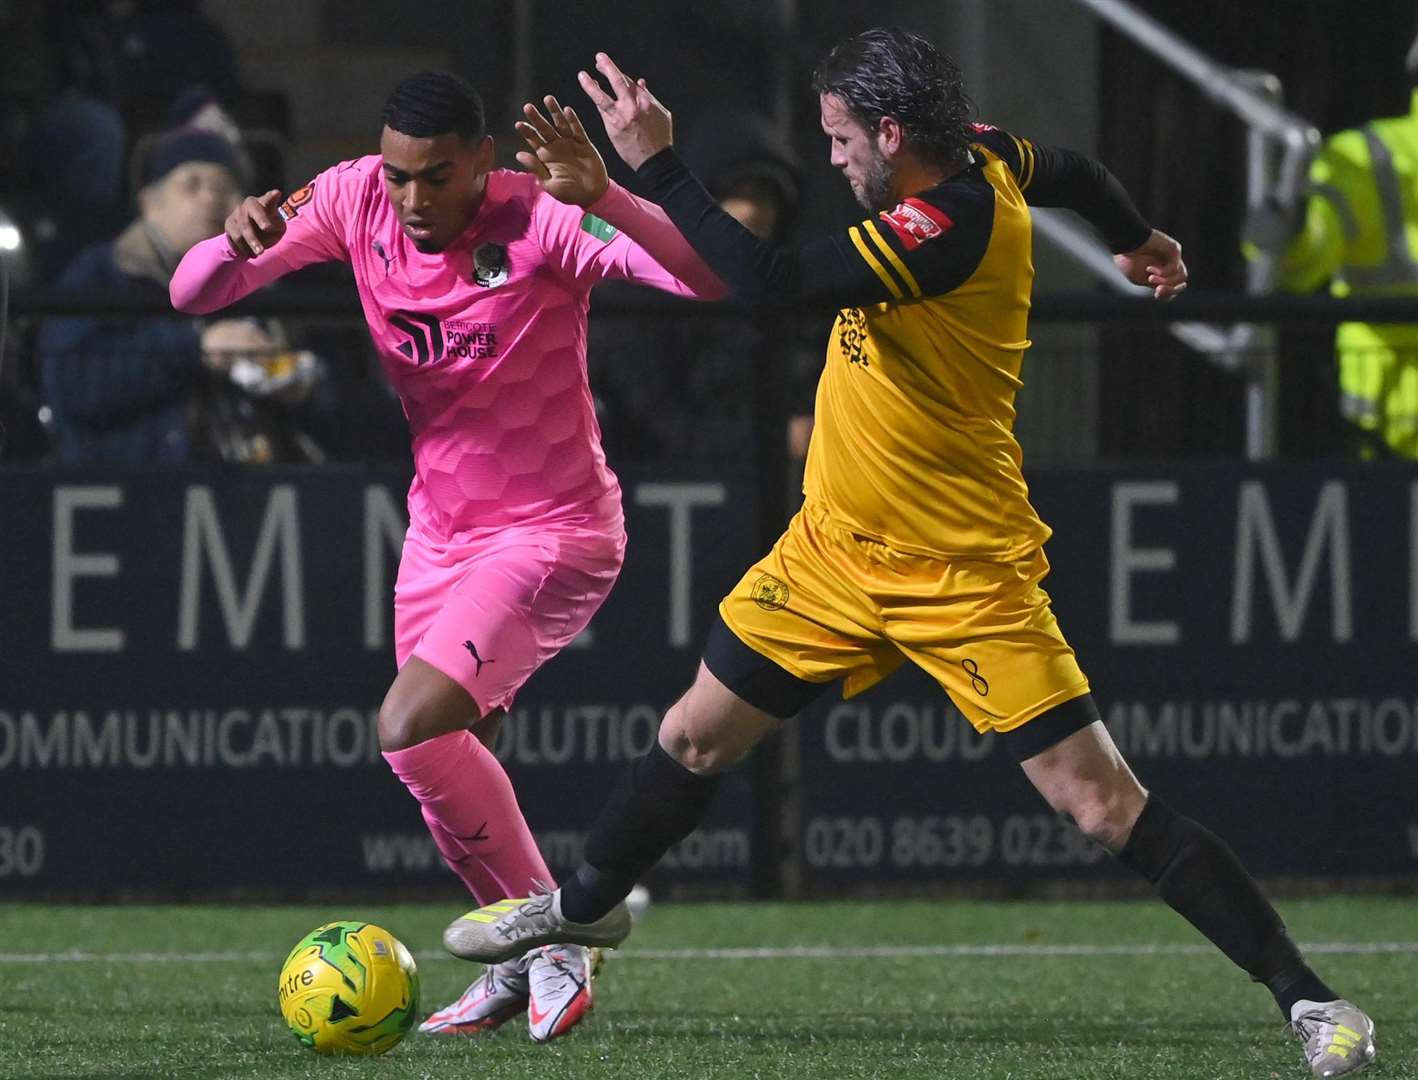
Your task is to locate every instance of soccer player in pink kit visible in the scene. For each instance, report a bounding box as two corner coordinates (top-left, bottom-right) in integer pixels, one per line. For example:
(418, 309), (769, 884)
(170, 71), (725, 1041)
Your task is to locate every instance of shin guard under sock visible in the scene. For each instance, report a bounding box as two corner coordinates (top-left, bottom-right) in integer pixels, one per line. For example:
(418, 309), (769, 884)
(1116, 796), (1337, 1017)
(383, 729), (552, 904)
(561, 740), (720, 922)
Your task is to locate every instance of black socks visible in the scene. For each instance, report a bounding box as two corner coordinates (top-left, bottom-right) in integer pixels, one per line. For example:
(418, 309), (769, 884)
(560, 740), (720, 923)
(564, 769), (1341, 1018)
(1116, 796), (1338, 1018)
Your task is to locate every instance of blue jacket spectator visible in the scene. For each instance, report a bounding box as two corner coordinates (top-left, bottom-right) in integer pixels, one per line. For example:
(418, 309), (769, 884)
(38, 128), (241, 463)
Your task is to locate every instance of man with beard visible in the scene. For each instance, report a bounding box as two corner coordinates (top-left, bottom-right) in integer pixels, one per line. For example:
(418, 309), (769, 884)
(448, 29), (1375, 1079)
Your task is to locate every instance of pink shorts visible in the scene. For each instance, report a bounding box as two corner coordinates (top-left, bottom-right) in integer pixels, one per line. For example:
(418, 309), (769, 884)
(393, 521), (626, 714)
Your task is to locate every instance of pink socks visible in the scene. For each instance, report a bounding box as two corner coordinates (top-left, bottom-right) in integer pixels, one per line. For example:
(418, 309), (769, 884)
(383, 729), (551, 904)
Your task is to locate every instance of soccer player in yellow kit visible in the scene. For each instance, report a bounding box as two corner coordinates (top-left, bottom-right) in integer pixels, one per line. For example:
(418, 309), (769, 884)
(448, 29), (1376, 1078)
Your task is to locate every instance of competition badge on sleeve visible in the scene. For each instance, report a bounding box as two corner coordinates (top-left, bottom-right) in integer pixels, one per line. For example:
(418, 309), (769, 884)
(278, 181), (315, 222)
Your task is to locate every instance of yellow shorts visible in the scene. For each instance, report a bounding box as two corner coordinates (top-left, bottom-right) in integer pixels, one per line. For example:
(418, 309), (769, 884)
(719, 504), (1090, 735)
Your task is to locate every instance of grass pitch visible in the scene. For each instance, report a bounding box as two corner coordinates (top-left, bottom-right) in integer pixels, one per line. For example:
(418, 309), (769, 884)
(0, 897), (1412, 1079)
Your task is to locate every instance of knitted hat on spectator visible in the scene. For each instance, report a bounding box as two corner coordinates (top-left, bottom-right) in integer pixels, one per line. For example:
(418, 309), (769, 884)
(141, 128), (239, 188)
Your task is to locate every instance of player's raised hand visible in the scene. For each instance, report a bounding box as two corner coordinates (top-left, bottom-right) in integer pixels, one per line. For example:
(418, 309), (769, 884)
(1114, 229), (1188, 301)
(225, 190), (286, 259)
(515, 95), (610, 207)
(577, 52), (672, 171)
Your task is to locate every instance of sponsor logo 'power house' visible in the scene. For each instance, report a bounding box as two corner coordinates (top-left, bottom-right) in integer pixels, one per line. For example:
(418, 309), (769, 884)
(389, 312), (499, 365)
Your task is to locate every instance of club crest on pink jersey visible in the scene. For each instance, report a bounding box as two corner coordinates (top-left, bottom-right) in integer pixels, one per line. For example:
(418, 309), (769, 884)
(472, 243), (509, 287)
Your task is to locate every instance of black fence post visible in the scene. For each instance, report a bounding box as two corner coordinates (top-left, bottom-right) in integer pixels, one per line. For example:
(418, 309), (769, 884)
(748, 309), (796, 899)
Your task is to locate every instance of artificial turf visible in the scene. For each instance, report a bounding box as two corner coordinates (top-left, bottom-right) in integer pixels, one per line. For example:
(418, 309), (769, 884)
(0, 897), (1411, 1079)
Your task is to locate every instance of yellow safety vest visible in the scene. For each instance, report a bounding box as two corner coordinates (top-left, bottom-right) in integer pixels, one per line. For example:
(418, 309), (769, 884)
(1280, 90), (1418, 457)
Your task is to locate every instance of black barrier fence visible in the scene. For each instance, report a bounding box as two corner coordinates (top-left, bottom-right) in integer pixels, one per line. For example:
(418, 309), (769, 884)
(11, 288), (1418, 470)
(2, 463), (1416, 899)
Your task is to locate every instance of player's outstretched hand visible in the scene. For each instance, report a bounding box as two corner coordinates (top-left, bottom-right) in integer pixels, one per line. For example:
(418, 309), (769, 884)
(516, 95), (610, 208)
(225, 190), (286, 259)
(577, 52), (672, 171)
(1114, 229), (1188, 301)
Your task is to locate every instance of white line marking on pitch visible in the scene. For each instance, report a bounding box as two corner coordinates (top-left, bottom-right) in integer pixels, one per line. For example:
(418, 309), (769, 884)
(1, 942), (1415, 965)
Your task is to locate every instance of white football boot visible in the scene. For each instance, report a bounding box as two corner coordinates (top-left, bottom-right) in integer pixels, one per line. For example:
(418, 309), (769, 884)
(418, 953), (530, 1035)
(444, 889), (632, 963)
(1290, 999), (1376, 1077)
(526, 944), (600, 1042)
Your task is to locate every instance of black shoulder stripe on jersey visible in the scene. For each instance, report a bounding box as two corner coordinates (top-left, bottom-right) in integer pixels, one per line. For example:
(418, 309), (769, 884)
(849, 219), (921, 299)
(634, 146), (1002, 310)
(970, 129), (1151, 253)
(859, 173), (997, 300)
(1014, 135), (1037, 190)
(969, 126), (1024, 181)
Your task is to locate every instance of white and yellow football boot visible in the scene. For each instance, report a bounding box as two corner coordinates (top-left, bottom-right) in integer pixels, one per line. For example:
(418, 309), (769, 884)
(444, 890), (631, 964)
(1290, 999), (1376, 1078)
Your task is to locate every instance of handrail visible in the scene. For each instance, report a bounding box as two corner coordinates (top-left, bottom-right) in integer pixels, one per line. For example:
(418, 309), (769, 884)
(1054, 0), (1323, 458)
(1072, 0), (1317, 152)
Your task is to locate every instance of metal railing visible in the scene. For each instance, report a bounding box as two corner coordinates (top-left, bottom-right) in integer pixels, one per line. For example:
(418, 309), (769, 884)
(1053, 0), (1321, 460)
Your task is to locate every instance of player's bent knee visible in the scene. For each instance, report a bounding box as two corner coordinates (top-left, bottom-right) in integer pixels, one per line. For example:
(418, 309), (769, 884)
(377, 700), (463, 753)
(376, 702), (423, 753)
(657, 713), (741, 776)
(657, 697), (762, 778)
(1056, 782), (1147, 851)
(378, 659), (483, 753)
(679, 735), (749, 775)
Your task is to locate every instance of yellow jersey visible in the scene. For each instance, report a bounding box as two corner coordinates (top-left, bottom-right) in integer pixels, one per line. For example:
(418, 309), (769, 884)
(805, 128), (1050, 558)
(636, 126), (1152, 558)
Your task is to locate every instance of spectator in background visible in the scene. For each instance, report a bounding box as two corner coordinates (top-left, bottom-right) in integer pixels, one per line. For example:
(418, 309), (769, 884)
(67, 0), (242, 145)
(697, 118), (823, 474)
(162, 85), (255, 192)
(1, 0), (129, 276)
(3, 1), (247, 266)
(589, 114), (819, 474)
(1263, 33), (1418, 458)
(37, 128), (322, 464)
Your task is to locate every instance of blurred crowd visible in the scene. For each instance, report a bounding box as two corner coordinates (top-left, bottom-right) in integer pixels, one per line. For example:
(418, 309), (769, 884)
(0, 0), (821, 474)
(0, 0), (358, 465)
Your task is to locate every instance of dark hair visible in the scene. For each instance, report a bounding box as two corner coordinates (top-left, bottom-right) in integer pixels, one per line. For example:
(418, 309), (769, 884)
(811, 27), (974, 168)
(381, 71), (486, 141)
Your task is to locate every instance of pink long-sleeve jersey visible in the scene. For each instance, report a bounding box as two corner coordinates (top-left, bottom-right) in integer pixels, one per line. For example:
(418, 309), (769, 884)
(171, 157), (725, 540)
